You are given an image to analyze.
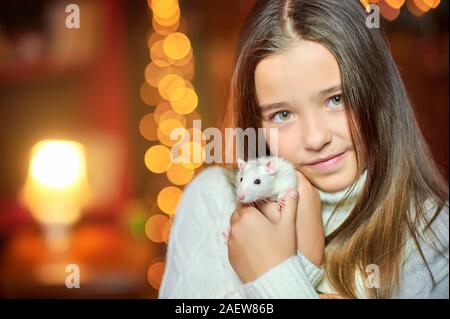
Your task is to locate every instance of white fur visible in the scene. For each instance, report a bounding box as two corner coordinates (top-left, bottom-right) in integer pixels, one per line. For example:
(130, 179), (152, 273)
(236, 156), (298, 204)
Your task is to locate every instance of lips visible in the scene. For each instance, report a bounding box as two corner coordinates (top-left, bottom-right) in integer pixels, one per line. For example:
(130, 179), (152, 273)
(307, 151), (346, 165)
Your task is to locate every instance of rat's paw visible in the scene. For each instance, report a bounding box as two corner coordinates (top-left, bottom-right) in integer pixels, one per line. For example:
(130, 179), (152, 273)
(276, 192), (287, 210)
(278, 199), (286, 210)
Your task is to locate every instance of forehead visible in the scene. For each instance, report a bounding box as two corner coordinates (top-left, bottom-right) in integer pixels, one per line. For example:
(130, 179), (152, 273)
(254, 40), (341, 105)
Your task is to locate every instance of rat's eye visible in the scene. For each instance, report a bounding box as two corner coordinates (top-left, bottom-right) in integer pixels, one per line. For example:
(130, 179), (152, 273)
(240, 177), (243, 182)
(254, 179), (261, 185)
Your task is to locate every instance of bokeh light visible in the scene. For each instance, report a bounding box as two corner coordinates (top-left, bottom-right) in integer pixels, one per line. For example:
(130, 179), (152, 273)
(163, 32), (191, 61)
(170, 87), (198, 114)
(178, 141), (205, 169)
(144, 145), (172, 173)
(166, 162), (194, 185)
(140, 82), (163, 106)
(145, 62), (174, 88)
(157, 186), (182, 215)
(158, 73), (186, 101)
(385, 0), (406, 9)
(147, 259), (166, 289)
(379, 0), (402, 20)
(145, 214), (171, 243)
(159, 109), (186, 127)
(139, 113), (159, 141)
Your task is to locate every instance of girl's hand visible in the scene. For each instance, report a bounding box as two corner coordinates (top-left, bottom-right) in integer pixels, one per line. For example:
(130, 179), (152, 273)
(249, 170), (324, 267)
(295, 170), (324, 266)
(227, 189), (299, 283)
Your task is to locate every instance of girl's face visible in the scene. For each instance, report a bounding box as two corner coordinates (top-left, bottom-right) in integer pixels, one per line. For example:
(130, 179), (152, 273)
(256, 40), (364, 192)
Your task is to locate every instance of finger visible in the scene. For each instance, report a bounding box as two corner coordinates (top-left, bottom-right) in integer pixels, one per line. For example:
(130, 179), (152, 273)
(279, 189), (299, 225)
(255, 201), (281, 224)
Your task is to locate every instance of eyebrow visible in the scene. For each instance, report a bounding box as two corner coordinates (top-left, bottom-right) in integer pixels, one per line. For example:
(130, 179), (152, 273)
(259, 102), (289, 112)
(318, 84), (342, 97)
(259, 84), (342, 112)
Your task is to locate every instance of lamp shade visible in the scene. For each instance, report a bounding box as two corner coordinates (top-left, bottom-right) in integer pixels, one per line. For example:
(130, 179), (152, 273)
(21, 140), (90, 226)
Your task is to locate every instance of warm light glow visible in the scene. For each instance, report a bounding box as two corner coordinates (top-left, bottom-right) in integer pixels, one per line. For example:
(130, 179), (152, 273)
(154, 101), (173, 124)
(158, 118), (185, 138)
(144, 145), (172, 173)
(147, 260), (166, 289)
(150, 40), (172, 67)
(150, 0), (179, 19)
(187, 127), (206, 146)
(379, 0), (401, 20)
(172, 62), (195, 81)
(157, 118), (185, 147)
(159, 110), (186, 127)
(157, 186), (182, 215)
(145, 214), (171, 243)
(407, 0), (426, 15)
(153, 14), (180, 28)
(143, 0), (204, 285)
(172, 48), (193, 66)
(30, 141), (86, 189)
(170, 87), (198, 114)
(140, 82), (162, 106)
(413, 0), (432, 12)
(385, 0), (405, 9)
(178, 141), (205, 169)
(151, 0), (180, 27)
(163, 32), (191, 61)
(148, 31), (164, 48)
(166, 162), (194, 185)
(145, 62), (173, 88)
(423, 0), (440, 9)
(139, 113), (159, 141)
(152, 17), (180, 35)
(158, 73), (186, 101)
(21, 140), (90, 226)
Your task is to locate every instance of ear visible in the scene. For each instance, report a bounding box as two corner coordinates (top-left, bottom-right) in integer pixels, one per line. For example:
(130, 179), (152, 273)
(264, 158), (278, 174)
(237, 158), (246, 170)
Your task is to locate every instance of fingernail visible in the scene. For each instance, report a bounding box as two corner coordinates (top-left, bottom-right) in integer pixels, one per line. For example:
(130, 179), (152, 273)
(288, 189), (299, 199)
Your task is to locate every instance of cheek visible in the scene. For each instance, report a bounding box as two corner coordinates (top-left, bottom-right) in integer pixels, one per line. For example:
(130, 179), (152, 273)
(263, 125), (301, 161)
(338, 116), (353, 142)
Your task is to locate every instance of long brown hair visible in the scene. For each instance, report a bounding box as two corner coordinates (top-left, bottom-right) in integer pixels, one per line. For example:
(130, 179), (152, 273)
(222, 0), (449, 298)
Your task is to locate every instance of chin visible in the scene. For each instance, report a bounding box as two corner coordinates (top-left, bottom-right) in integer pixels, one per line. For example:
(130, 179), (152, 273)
(303, 151), (360, 193)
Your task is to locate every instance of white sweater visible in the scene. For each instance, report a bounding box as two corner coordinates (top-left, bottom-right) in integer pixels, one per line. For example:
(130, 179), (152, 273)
(159, 166), (449, 298)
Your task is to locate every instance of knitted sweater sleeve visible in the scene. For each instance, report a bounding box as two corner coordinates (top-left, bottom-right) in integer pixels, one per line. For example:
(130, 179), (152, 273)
(393, 201), (449, 299)
(158, 166), (323, 299)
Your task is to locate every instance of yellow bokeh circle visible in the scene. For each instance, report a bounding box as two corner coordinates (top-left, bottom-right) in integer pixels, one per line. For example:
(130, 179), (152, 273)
(157, 186), (183, 215)
(170, 87), (198, 114)
(144, 145), (172, 173)
(163, 32), (191, 61)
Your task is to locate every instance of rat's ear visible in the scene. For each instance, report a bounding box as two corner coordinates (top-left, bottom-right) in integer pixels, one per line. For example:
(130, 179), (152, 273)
(264, 158), (278, 174)
(237, 158), (246, 170)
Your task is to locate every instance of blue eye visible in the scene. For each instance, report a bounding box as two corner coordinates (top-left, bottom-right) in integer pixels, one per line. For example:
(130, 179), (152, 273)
(326, 94), (343, 108)
(270, 110), (292, 123)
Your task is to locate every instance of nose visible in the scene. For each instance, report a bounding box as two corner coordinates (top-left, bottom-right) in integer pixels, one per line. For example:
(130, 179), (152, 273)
(302, 113), (331, 151)
(238, 195), (244, 201)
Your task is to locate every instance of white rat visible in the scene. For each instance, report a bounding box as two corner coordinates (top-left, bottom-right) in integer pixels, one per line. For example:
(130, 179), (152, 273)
(235, 156), (298, 209)
(220, 156), (299, 243)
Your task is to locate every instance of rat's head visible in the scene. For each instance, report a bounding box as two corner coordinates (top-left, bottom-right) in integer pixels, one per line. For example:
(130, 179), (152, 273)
(236, 157), (278, 203)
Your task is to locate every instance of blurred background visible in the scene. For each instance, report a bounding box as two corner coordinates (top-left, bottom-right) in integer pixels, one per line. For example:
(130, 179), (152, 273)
(0, 0), (447, 298)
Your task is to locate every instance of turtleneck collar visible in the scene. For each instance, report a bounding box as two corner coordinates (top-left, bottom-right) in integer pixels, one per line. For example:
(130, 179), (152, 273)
(318, 168), (368, 205)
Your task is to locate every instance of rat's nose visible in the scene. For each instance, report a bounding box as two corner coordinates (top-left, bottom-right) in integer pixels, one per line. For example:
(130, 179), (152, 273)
(238, 195), (244, 201)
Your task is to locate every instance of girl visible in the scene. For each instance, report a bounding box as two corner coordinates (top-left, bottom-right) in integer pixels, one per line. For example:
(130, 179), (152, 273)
(159, 0), (448, 298)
